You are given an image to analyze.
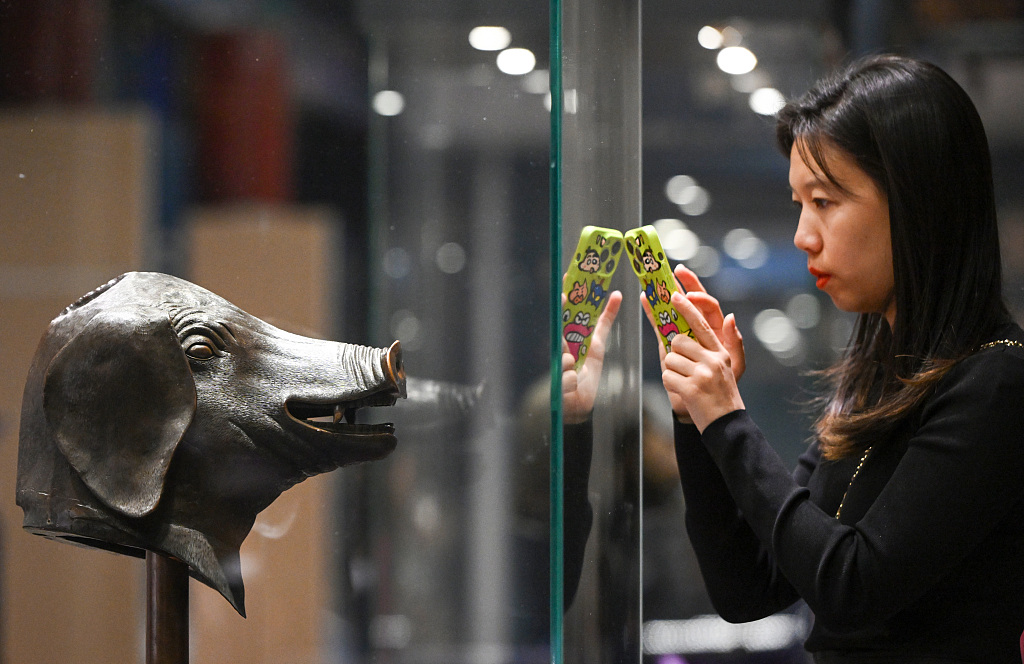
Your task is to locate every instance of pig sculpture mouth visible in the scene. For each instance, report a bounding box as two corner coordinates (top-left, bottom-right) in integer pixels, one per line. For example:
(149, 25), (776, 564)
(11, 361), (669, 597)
(284, 339), (406, 454)
(286, 391), (399, 439)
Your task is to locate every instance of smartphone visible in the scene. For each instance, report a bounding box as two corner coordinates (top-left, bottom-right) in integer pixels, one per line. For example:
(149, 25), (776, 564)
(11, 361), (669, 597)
(624, 225), (693, 353)
(562, 226), (624, 370)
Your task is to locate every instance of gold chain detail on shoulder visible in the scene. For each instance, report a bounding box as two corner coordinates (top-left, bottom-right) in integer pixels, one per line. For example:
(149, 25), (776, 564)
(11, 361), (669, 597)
(834, 338), (1020, 522)
(835, 445), (873, 520)
(980, 339), (1024, 350)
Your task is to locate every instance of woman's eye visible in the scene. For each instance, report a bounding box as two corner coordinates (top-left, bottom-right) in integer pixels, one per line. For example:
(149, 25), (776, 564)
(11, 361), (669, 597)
(813, 198), (831, 210)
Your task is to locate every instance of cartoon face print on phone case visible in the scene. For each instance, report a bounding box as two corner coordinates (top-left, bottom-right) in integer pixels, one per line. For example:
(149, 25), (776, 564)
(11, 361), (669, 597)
(563, 309), (594, 360)
(657, 310), (682, 344)
(576, 236), (621, 277)
(563, 229), (624, 365)
(586, 279), (609, 308)
(624, 225), (694, 351)
(642, 278), (674, 308)
(568, 280), (589, 305)
(655, 279), (672, 303)
(626, 232), (668, 303)
(625, 231), (663, 275)
(640, 248), (660, 273)
(578, 248), (602, 273)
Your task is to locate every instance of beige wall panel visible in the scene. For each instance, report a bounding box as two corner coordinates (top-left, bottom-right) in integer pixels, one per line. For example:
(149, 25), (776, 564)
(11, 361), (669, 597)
(186, 203), (342, 664)
(0, 109), (156, 664)
(0, 109), (153, 278)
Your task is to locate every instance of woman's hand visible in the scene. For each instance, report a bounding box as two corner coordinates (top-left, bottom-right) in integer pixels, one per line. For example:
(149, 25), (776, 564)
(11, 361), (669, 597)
(643, 264), (745, 425)
(562, 290), (623, 424)
(663, 286), (745, 432)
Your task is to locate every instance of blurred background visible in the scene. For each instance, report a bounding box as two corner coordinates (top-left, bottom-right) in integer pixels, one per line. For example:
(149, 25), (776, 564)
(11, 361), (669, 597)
(0, 1), (1021, 663)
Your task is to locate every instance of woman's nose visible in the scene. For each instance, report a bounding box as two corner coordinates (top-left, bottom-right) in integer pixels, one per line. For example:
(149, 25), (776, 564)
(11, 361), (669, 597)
(793, 212), (821, 255)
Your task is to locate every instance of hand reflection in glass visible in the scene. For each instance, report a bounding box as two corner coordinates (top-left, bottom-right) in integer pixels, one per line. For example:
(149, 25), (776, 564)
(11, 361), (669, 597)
(561, 288), (623, 424)
(559, 281), (622, 612)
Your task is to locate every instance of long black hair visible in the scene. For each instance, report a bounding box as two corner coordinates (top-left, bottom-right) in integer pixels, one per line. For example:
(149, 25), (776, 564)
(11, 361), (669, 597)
(776, 54), (1008, 459)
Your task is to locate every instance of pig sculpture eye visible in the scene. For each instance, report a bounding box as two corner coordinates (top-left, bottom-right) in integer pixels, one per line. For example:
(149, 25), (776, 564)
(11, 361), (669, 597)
(174, 317), (234, 361)
(183, 335), (216, 360)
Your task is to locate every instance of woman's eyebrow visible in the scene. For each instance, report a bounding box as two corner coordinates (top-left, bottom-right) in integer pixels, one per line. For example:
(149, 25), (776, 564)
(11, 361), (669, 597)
(798, 169), (839, 191)
(789, 175), (830, 193)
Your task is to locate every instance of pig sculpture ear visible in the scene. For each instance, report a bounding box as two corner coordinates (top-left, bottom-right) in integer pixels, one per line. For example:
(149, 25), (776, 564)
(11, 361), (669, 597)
(43, 307), (196, 518)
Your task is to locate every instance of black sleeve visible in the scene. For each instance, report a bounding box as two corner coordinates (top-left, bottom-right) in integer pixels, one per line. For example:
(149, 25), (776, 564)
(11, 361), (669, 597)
(674, 418), (803, 621)
(563, 419), (594, 609)
(696, 346), (1024, 631)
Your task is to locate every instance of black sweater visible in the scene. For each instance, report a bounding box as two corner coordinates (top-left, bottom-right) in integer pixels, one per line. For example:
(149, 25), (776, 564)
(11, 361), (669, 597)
(674, 323), (1024, 662)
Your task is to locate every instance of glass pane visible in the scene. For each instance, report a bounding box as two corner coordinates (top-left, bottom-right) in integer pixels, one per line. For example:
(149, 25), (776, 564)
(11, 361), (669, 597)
(356, 3), (552, 663)
(555, 0), (644, 663)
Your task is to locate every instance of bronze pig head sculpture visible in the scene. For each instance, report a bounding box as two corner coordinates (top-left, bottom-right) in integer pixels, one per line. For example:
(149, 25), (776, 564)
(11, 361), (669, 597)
(16, 272), (406, 616)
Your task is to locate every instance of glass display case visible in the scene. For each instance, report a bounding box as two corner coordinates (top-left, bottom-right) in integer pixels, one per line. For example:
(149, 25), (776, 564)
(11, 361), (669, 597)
(353, 1), (553, 660)
(1, 2), (1023, 664)
(355, 0), (644, 661)
(554, 0), (643, 662)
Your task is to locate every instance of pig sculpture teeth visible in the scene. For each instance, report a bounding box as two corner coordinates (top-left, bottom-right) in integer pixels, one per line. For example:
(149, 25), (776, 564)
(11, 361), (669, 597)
(16, 271), (406, 616)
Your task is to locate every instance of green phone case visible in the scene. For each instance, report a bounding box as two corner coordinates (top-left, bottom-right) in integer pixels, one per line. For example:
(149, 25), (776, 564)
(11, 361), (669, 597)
(624, 225), (693, 353)
(562, 226), (624, 370)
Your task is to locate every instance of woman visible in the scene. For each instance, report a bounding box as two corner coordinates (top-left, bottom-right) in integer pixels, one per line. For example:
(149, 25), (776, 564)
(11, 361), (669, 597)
(656, 54), (1024, 662)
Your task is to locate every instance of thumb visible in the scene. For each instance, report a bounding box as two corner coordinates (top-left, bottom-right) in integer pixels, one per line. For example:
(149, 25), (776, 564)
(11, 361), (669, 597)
(722, 313), (745, 377)
(723, 312), (742, 343)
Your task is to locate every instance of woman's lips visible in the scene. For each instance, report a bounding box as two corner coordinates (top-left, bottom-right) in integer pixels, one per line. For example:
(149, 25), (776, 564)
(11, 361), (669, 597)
(809, 267), (831, 289)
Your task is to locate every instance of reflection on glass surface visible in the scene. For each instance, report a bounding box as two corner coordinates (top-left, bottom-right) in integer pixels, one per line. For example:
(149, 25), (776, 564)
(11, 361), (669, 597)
(357, 2), (552, 662)
(556, 0), (643, 662)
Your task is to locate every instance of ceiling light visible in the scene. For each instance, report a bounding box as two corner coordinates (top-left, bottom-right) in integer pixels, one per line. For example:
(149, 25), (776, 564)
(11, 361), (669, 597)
(749, 87), (786, 116)
(469, 26), (511, 51)
(687, 245), (720, 278)
(697, 26), (723, 50)
(665, 175), (697, 204)
(372, 90), (405, 116)
(496, 48), (536, 75)
(521, 69), (549, 94)
(786, 293), (821, 329)
(678, 186), (711, 216)
(716, 46), (757, 75)
(720, 26), (743, 47)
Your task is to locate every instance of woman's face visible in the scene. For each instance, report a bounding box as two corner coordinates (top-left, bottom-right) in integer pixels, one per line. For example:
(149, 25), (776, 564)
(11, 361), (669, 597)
(790, 139), (895, 326)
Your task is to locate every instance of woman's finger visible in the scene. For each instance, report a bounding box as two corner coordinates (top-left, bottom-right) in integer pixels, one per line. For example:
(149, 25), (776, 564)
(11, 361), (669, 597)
(663, 349), (696, 377)
(589, 291), (623, 356)
(722, 312), (746, 380)
(562, 352), (578, 389)
(661, 367), (698, 411)
(670, 291), (723, 352)
(686, 291), (725, 331)
(674, 263), (708, 295)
